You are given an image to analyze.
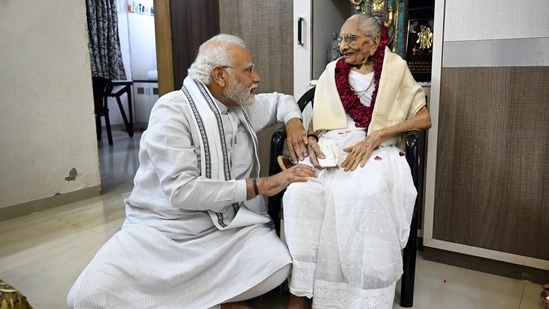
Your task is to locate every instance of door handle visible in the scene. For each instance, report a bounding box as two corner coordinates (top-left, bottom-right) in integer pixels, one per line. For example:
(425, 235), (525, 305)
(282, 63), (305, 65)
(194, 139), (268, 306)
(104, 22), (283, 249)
(297, 17), (304, 46)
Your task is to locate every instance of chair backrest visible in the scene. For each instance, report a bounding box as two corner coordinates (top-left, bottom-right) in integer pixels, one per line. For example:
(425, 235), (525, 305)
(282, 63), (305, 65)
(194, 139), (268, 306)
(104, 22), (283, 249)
(297, 87), (315, 130)
(92, 76), (113, 115)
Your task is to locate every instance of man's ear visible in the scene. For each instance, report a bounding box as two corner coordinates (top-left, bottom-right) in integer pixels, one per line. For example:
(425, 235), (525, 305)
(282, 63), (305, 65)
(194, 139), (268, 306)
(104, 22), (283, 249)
(212, 66), (227, 87)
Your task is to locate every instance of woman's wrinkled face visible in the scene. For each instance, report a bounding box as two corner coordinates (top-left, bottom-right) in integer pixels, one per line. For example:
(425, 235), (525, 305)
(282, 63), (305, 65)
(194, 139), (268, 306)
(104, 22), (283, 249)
(338, 19), (380, 66)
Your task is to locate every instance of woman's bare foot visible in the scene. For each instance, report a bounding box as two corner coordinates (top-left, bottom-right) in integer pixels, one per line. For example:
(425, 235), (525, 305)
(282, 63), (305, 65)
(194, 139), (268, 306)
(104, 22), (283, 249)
(221, 301), (253, 309)
(285, 293), (312, 309)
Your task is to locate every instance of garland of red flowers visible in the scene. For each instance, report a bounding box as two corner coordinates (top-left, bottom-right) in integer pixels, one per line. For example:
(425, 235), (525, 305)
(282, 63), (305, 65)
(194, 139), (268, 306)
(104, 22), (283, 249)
(335, 23), (390, 128)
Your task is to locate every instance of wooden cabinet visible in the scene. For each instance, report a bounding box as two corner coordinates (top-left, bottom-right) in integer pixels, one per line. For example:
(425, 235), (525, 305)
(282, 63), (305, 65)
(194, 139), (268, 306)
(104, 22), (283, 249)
(423, 0), (549, 284)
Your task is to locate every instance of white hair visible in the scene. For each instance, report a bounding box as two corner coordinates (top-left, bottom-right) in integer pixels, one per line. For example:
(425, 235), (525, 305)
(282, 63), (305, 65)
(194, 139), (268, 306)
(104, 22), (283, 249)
(349, 13), (381, 37)
(188, 34), (247, 84)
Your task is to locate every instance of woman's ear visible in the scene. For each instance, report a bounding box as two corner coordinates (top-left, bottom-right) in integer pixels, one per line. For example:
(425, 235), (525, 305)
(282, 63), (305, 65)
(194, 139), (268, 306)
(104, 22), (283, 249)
(371, 35), (381, 56)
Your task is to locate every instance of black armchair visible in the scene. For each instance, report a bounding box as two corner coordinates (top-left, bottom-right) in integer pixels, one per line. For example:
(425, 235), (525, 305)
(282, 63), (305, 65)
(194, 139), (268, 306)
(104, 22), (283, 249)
(268, 86), (421, 307)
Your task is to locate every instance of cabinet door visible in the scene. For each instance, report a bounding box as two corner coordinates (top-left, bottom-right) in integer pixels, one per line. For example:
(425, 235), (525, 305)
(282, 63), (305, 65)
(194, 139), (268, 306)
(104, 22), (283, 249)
(293, 0), (313, 99)
(293, 0), (350, 99)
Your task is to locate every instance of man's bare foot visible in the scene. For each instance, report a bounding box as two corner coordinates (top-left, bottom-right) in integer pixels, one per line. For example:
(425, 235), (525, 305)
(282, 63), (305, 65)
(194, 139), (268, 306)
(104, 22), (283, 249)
(541, 285), (549, 309)
(285, 293), (312, 309)
(221, 301), (253, 309)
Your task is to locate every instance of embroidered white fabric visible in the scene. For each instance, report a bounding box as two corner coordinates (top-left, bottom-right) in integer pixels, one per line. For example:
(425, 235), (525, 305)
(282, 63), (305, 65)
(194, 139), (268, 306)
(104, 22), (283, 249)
(317, 139), (339, 167)
(284, 121), (416, 309)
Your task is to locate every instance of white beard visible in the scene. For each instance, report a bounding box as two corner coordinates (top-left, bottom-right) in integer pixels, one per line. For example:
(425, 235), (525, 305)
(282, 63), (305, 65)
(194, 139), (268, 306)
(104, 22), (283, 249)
(225, 74), (256, 106)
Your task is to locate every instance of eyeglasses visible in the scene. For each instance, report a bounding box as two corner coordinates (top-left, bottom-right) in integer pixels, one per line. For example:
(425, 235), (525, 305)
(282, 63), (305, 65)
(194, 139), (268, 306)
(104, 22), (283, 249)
(337, 34), (372, 46)
(221, 64), (255, 77)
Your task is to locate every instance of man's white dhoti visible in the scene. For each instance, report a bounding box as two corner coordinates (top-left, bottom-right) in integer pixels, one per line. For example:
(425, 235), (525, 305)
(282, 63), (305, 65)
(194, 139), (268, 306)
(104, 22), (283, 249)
(71, 223), (290, 308)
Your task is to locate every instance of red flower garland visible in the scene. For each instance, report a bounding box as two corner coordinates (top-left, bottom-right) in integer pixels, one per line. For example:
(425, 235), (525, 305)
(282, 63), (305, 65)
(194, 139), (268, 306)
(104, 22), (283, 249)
(335, 24), (390, 128)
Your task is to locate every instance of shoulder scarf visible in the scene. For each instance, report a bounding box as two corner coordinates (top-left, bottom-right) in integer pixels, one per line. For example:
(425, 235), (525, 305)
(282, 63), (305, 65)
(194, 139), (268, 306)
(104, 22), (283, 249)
(313, 48), (426, 148)
(181, 76), (264, 230)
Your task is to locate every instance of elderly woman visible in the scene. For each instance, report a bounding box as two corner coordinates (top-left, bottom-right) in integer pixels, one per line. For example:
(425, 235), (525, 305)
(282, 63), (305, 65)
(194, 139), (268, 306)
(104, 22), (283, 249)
(283, 14), (432, 309)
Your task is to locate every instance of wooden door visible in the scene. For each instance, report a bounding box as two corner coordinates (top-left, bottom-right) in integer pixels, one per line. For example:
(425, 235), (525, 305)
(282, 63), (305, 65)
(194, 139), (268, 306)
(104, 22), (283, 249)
(154, 0), (220, 95)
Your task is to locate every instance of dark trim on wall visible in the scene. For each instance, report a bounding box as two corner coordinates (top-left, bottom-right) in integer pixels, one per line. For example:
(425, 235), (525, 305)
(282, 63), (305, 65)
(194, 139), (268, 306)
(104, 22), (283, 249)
(0, 187), (100, 222)
(423, 247), (549, 284)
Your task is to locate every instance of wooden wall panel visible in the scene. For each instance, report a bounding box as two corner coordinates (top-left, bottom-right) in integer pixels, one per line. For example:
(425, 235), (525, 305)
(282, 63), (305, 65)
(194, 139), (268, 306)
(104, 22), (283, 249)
(154, 0), (220, 95)
(154, 0), (174, 96)
(219, 0), (293, 177)
(219, 0), (293, 95)
(433, 67), (549, 260)
(170, 0), (220, 90)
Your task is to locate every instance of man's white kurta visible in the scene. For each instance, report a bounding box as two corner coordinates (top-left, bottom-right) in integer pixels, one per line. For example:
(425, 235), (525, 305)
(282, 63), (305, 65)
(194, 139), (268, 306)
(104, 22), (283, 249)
(71, 77), (301, 308)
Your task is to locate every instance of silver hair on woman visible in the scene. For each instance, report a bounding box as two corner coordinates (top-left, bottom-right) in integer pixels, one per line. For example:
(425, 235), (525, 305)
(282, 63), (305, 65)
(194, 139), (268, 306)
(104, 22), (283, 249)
(188, 34), (247, 85)
(350, 13), (381, 36)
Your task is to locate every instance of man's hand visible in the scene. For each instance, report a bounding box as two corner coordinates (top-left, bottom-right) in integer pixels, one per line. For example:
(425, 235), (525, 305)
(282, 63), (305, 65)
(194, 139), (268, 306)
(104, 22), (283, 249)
(285, 117), (308, 163)
(257, 164), (316, 197)
(305, 137), (326, 168)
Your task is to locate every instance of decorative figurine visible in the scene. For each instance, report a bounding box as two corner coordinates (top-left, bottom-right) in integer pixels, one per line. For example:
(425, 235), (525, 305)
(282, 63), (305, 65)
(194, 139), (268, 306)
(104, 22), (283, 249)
(326, 32), (341, 64)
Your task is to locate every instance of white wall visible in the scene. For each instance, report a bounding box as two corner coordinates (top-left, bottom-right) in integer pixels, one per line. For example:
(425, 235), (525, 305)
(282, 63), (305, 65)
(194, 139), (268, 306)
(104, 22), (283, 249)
(444, 0), (548, 41)
(127, 13), (157, 80)
(441, 0), (549, 68)
(126, 7), (158, 124)
(109, 0), (158, 126)
(0, 0), (100, 209)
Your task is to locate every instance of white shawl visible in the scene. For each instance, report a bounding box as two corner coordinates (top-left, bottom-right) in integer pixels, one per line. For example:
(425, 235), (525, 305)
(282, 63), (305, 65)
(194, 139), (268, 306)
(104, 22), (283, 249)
(313, 47), (426, 148)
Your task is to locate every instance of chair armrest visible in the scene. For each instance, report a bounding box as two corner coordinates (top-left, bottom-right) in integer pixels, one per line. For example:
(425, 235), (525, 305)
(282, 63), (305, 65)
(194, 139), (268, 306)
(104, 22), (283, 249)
(269, 126), (287, 175)
(268, 86), (314, 235)
(268, 125), (286, 233)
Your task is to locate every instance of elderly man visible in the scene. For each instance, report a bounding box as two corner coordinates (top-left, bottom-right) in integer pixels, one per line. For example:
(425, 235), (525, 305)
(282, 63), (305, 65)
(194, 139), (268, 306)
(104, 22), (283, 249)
(67, 34), (316, 309)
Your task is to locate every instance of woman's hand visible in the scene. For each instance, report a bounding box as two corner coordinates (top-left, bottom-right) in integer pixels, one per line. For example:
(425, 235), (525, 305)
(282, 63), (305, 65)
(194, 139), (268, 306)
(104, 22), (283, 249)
(339, 106), (431, 171)
(340, 131), (380, 171)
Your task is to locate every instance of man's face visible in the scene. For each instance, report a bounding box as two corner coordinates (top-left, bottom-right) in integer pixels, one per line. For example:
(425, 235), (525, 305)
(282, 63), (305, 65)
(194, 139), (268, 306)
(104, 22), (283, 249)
(224, 70), (256, 106)
(223, 46), (260, 106)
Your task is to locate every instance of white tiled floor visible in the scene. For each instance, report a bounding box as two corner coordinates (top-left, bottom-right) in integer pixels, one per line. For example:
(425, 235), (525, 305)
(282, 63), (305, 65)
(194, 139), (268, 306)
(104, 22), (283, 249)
(0, 130), (546, 309)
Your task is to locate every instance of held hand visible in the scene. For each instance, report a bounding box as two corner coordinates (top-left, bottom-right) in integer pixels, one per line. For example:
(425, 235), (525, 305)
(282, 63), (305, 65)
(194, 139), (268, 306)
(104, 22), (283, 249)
(340, 132), (380, 171)
(306, 137), (326, 168)
(262, 164), (316, 196)
(285, 118), (308, 163)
